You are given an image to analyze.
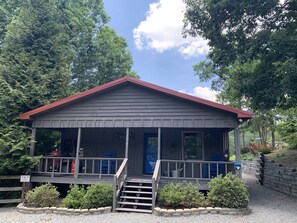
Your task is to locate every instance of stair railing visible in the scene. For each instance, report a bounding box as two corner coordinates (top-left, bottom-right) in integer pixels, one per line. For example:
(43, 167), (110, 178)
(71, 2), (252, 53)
(152, 159), (161, 209)
(113, 158), (128, 212)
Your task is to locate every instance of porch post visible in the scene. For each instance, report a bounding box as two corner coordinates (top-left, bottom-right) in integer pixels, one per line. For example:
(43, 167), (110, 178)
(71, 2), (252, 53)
(30, 128), (36, 156)
(234, 128), (242, 178)
(74, 128), (81, 179)
(125, 128), (129, 158)
(157, 128), (161, 160)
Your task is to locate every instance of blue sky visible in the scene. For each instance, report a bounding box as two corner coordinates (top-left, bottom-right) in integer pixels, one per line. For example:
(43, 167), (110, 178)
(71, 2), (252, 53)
(103, 0), (218, 101)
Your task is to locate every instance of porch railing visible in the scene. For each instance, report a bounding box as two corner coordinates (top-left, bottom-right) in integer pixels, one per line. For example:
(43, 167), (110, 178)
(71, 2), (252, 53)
(113, 158), (128, 212)
(160, 160), (235, 180)
(34, 156), (124, 178)
(152, 159), (161, 209)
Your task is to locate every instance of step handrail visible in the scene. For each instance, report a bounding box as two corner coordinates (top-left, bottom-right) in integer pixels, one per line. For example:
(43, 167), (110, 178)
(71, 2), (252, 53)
(152, 159), (161, 209)
(113, 158), (128, 212)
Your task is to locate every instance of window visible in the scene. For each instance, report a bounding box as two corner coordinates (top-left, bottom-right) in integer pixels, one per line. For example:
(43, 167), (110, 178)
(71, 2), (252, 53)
(183, 132), (203, 160)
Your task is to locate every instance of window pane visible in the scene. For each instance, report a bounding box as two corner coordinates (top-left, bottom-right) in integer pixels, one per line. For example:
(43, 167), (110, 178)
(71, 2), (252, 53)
(183, 132), (202, 160)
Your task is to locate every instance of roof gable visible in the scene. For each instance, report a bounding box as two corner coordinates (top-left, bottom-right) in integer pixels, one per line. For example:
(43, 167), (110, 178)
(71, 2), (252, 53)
(20, 76), (253, 120)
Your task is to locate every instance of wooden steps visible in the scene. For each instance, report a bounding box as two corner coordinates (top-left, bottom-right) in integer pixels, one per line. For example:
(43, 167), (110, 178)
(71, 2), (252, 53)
(115, 178), (153, 214)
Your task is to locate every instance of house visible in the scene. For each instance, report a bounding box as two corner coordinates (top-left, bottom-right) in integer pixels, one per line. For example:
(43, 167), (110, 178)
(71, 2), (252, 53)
(20, 76), (252, 213)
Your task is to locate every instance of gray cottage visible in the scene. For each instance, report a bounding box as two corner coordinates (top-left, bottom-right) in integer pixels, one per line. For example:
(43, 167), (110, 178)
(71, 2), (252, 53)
(20, 76), (252, 213)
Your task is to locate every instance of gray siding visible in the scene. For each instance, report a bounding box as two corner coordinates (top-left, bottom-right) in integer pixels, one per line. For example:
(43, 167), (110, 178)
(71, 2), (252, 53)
(32, 83), (239, 128)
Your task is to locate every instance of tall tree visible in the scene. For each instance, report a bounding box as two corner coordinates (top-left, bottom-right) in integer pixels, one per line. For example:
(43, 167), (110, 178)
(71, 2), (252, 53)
(72, 26), (137, 91)
(183, 0), (297, 111)
(0, 0), (137, 174)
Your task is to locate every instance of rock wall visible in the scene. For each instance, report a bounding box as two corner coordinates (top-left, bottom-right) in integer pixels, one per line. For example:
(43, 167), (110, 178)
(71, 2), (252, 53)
(262, 158), (297, 197)
(242, 160), (260, 176)
(243, 155), (297, 198)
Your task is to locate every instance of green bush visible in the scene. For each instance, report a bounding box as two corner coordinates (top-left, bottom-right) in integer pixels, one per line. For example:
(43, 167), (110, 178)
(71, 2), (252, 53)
(240, 146), (252, 154)
(207, 173), (249, 208)
(26, 183), (60, 207)
(182, 183), (205, 208)
(62, 185), (86, 209)
(158, 183), (184, 208)
(82, 183), (113, 209)
(158, 182), (205, 208)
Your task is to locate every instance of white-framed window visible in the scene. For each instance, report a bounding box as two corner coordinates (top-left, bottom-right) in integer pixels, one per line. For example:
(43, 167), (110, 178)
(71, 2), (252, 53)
(182, 131), (203, 160)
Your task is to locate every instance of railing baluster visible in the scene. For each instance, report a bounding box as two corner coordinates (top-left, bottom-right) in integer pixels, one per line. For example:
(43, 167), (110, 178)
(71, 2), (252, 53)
(225, 163), (227, 175)
(52, 158), (55, 177)
(45, 158), (48, 173)
(99, 160), (102, 179)
(216, 163), (219, 176)
(183, 163), (186, 178)
(191, 163), (194, 178)
(66, 159), (69, 173)
(59, 158), (62, 173)
(208, 163), (210, 179)
(92, 160), (94, 174)
(108, 160), (110, 175)
(200, 163), (202, 179)
(167, 162), (169, 177)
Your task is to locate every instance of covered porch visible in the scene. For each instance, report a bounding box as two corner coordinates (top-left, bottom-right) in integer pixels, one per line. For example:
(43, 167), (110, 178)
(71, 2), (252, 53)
(30, 126), (240, 184)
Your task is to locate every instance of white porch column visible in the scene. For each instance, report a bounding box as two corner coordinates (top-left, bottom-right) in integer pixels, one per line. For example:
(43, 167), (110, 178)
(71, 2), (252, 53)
(125, 128), (129, 158)
(157, 128), (161, 160)
(74, 128), (81, 179)
(30, 128), (37, 156)
(234, 128), (242, 178)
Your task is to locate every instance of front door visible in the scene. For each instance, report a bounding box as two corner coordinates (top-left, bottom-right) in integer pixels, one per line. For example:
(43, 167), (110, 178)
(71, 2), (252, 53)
(143, 134), (158, 174)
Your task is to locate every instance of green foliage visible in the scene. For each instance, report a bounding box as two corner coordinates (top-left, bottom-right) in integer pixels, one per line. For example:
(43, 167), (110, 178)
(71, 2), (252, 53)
(158, 183), (184, 208)
(182, 183), (206, 208)
(241, 146), (253, 154)
(276, 108), (297, 150)
(26, 183), (60, 208)
(0, 125), (39, 175)
(81, 183), (113, 209)
(184, 0), (297, 111)
(62, 185), (86, 209)
(158, 182), (205, 208)
(207, 173), (249, 208)
(0, 0), (136, 175)
(72, 25), (137, 92)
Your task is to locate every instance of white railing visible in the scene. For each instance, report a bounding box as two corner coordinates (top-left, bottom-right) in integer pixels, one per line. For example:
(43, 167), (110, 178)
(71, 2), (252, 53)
(34, 156), (124, 178)
(160, 160), (235, 179)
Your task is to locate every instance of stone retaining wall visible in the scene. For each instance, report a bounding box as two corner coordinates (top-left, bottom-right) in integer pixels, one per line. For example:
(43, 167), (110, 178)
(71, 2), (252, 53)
(262, 158), (297, 198)
(16, 203), (112, 215)
(153, 207), (251, 217)
(242, 160), (260, 176)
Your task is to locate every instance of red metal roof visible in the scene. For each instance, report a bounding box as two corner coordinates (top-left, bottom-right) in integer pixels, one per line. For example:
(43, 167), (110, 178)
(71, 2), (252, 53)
(20, 76), (253, 120)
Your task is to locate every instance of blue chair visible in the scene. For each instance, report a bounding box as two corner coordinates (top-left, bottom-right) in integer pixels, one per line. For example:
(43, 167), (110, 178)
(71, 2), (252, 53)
(203, 155), (224, 178)
(98, 152), (116, 174)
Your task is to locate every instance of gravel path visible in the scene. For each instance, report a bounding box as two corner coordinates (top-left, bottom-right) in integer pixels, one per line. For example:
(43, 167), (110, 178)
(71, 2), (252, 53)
(1, 173), (297, 223)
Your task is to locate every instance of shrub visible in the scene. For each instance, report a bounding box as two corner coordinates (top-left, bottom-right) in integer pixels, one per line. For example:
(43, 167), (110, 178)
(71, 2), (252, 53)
(82, 183), (113, 209)
(62, 185), (86, 209)
(240, 146), (252, 154)
(26, 183), (60, 207)
(158, 182), (205, 208)
(207, 173), (249, 208)
(182, 183), (205, 208)
(158, 183), (184, 208)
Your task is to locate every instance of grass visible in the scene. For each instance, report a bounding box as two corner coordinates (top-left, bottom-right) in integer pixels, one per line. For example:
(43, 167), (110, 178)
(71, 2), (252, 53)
(266, 148), (297, 170)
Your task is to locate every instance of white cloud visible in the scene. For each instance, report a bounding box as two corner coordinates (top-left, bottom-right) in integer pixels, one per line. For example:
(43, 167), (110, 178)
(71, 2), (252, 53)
(133, 0), (209, 58)
(179, 86), (218, 102)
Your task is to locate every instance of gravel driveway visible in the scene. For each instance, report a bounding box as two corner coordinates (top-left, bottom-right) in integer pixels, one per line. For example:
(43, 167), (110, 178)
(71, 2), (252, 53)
(1, 173), (297, 223)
